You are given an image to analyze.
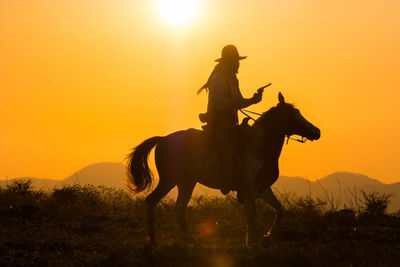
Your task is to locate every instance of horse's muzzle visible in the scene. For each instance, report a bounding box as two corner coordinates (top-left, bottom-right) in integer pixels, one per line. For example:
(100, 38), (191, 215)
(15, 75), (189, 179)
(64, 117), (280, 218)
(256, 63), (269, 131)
(308, 127), (321, 141)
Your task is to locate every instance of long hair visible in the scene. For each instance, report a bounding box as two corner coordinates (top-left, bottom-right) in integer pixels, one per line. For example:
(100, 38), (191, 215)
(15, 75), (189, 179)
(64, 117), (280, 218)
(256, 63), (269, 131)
(197, 61), (239, 95)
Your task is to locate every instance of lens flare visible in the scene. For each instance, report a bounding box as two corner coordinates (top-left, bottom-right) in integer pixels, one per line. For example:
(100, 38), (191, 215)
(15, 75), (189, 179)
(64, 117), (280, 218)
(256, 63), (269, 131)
(196, 219), (218, 236)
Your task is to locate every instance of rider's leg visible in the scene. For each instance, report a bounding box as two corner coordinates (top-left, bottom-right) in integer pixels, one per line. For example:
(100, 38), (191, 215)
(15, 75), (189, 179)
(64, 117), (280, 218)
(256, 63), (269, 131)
(217, 122), (235, 194)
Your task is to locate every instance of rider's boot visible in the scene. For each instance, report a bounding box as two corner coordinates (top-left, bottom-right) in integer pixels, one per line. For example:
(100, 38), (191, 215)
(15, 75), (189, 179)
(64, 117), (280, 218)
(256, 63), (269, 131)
(220, 156), (233, 195)
(220, 179), (231, 195)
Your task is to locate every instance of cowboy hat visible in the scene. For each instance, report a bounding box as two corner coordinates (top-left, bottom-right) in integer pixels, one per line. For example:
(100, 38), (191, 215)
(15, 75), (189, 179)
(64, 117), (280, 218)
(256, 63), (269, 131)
(215, 44), (247, 62)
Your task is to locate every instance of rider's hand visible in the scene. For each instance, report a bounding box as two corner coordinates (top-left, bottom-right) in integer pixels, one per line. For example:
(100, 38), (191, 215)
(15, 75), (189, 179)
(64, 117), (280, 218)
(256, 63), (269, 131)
(252, 91), (263, 104)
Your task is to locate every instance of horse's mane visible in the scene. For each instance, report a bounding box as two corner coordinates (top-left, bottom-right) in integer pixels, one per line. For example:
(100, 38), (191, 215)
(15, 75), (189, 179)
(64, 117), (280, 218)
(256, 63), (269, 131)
(253, 103), (296, 127)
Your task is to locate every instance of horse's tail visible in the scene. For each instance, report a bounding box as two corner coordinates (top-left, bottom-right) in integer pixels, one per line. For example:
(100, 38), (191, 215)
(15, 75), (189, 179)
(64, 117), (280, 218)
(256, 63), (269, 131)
(126, 136), (163, 193)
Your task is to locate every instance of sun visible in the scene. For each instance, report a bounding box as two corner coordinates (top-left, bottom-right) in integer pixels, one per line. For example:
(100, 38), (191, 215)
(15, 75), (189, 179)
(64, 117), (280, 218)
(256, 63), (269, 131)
(156, 0), (200, 28)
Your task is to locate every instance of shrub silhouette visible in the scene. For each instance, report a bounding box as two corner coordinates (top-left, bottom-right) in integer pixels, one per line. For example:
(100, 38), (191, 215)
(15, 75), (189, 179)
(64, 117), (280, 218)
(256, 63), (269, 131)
(361, 191), (392, 217)
(6, 179), (33, 194)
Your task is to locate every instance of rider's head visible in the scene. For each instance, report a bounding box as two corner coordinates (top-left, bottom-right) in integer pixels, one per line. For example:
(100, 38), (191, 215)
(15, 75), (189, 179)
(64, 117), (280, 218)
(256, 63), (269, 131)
(215, 45), (246, 74)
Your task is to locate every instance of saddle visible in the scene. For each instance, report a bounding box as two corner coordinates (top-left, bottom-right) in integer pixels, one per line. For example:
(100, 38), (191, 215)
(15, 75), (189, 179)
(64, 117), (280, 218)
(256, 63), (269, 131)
(199, 112), (250, 151)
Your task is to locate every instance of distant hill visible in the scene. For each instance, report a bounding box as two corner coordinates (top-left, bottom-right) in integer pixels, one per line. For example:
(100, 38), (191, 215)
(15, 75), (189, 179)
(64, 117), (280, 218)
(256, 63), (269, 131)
(273, 172), (400, 212)
(63, 162), (127, 189)
(0, 162), (127, 191)
(1, 163), (399, 211)
(273, 172), (385, 195)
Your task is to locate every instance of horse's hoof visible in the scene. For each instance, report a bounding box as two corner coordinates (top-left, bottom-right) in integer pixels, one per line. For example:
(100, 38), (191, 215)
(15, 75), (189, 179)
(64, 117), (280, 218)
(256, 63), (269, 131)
(262, 234), (272, 248)
(143, 242), (156, 257)
(145, 236), (157, 248)
(245, 232), (259, 249)
(186, 241), (195, 248)
(182, 235), (195, 247)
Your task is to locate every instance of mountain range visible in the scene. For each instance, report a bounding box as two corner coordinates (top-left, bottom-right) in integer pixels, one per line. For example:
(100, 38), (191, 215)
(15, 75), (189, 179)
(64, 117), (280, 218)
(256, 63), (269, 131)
(1, 162), (399, 212)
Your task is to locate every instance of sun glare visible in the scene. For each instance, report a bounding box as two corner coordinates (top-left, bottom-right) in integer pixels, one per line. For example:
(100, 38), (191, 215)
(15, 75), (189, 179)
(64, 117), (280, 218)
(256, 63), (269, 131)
(156, 0), (200, 28)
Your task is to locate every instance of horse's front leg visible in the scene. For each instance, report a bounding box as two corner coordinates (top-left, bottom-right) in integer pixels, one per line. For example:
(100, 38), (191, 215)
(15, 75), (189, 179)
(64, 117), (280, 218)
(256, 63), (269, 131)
(239, 154), (263, 248)
(243, 189), (259, 248)
(258, 187), (284, 245)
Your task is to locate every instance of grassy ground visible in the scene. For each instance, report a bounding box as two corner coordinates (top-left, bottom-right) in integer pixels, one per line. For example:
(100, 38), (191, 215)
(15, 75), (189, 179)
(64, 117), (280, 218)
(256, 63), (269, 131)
(1, 179), (400, 266)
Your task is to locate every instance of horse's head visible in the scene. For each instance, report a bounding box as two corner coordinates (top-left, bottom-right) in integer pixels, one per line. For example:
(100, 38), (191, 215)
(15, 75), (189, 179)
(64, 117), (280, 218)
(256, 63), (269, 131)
(273, 92), (320, 141)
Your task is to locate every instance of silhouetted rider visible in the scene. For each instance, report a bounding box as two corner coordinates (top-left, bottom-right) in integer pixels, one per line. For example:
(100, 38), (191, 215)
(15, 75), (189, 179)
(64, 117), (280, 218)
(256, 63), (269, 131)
(198, 44), (263, 194)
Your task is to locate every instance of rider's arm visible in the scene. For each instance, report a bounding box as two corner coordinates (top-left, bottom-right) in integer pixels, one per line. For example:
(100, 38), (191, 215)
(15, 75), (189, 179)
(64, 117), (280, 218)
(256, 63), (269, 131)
(236, 97), (256, 109)
(208, 73), (233, 111)
(234, 90), (262, 109)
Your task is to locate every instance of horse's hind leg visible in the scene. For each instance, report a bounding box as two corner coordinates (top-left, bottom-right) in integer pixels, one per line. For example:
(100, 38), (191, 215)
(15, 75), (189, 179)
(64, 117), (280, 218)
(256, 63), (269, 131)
(146, 180), (175, 245)
(176, 179), (196, 236)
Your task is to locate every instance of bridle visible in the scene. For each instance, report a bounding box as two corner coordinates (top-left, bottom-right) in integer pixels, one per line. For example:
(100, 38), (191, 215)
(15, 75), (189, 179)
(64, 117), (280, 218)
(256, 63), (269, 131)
(239, 108), (308, 144)
(286, 135), (307, 144)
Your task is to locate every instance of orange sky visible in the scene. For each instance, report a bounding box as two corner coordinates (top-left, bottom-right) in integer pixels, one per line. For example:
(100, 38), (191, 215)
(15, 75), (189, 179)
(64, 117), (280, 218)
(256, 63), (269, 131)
(1, 0), (399, 183)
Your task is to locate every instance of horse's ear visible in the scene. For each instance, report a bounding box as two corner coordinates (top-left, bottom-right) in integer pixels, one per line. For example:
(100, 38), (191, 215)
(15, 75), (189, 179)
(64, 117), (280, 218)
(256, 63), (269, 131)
(278, 92), (285, 104)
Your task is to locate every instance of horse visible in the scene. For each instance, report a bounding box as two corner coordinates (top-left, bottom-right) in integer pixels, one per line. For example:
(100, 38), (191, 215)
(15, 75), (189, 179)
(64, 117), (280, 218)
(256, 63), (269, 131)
(127, 92), (320, 247)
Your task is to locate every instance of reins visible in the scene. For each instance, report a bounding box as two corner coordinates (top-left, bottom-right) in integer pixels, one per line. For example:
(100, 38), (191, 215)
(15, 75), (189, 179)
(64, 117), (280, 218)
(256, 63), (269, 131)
(239, 108), (307, 144)
(239, 109), (260, 121)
